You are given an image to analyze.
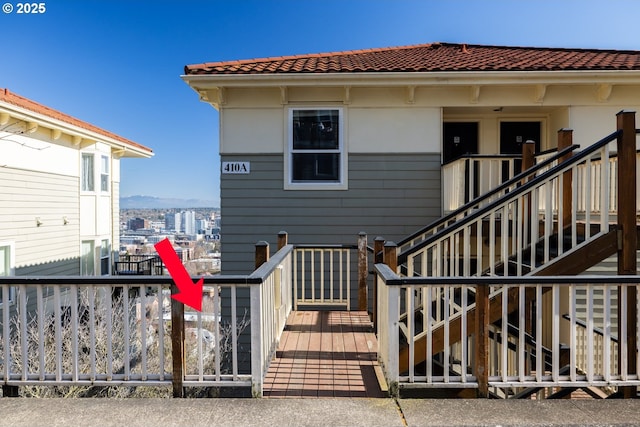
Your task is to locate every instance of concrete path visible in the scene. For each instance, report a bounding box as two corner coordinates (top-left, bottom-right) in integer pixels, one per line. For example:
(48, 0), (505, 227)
(1, 398), (640, 427)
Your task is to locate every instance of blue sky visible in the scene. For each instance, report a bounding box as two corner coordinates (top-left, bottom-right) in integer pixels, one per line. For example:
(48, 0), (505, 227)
(2, 0), (640, 206)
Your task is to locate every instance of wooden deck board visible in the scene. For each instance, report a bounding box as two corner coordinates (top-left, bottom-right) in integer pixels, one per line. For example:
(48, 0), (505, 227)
(263, 311), (386, 398)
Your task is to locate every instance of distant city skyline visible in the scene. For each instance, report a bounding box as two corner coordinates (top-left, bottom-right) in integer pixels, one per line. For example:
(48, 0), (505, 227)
(3, 1), (640, 204)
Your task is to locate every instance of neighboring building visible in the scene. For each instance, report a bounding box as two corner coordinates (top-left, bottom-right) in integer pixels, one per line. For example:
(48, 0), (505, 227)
(181, 210), (196, 235)
(183, 42), (640, 273)
(165, 212), (181, 233)
(196, 218), (208, 233)
(0, 88), (153, 281)
(127, 217), (149, 231)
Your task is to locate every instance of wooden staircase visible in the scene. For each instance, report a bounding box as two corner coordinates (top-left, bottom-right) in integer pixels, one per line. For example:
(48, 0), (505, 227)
(391, 114), (639, 397)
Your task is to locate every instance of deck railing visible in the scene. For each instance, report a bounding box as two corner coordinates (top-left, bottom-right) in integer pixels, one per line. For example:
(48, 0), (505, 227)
(0, 244), (296, 397)
(113, 255), (164, 276)
(1, 278), (172, 389)
(375, 265), (640, 396)
(1, 237), (369, 397)
(293, 244), (357, 310)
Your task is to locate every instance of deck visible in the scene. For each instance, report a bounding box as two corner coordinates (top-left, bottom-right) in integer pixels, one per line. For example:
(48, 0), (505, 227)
(263, 311), (386, 398)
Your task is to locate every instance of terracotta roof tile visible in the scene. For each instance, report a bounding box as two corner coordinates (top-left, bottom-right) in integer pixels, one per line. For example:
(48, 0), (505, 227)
(0, 88), (152, 154)
(184, 42), (640, 75)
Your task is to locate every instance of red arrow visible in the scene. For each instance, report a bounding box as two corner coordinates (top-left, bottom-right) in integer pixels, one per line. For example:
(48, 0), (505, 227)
(154, 238), (203, 312)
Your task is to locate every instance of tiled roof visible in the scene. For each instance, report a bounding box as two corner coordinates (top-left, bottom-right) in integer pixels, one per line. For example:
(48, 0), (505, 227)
(0, 88), (153, 154)
(185, 42), (640, 75)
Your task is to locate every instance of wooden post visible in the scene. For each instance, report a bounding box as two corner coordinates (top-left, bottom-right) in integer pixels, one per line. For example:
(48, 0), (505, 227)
(255, 241), (270, 269)
(616, 110), (637, 398)
(383, 241), (398, 273)
(277, 231), (288, 251)
(521, 140), (536, 174)
(358, 232), (368, 312)
(475, 283), (490, 398)
(373, 237), (385, 328)
(558, 129), (574, 228)
(170, 282), (185, 398)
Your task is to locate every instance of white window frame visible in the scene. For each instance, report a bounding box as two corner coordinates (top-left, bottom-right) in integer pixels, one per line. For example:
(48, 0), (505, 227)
(100, 155), (110, 192)
(285, 107), (347, 190)
(0, 241), (15, 306)
(81, 153), (95, 192)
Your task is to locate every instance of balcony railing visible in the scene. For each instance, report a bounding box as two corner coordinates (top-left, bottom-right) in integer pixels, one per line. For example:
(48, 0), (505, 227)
(113, 255), (164, 276)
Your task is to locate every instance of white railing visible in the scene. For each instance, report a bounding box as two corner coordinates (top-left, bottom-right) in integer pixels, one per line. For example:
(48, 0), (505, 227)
(1, 279), (172, 388)
(375, 267), (640, 395)
(574, 152), (640, 214)
(0, 245), (296, 396)
(248, 244), (294, 395)
(400, 131), (623, 279)
(443, 155), (521, 213)
(399, 146), (575, 256)
(293, 245), (356, 310)
(444, 151), (640, 217)
(0, 239), (369, 396)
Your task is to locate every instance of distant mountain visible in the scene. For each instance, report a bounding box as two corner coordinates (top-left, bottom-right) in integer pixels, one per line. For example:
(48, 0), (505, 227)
(120, 195), (218, 209)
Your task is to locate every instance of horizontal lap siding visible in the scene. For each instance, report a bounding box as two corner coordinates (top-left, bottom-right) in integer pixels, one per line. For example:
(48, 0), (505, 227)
(220, 153), (441, 274)
(0, 167), (80, 276)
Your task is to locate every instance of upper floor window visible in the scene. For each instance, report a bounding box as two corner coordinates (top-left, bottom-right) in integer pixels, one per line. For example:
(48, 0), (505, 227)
(286, 108), (346, 190)
(81, 153), (94, 191)
(100, 155), (110, 192)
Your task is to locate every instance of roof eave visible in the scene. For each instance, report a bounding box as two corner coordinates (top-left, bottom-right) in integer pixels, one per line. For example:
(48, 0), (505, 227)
(0, 101), (153, 159)
(182, 69), (640, 89)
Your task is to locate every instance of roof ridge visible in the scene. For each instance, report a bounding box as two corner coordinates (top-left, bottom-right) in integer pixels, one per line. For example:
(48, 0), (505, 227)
(0, 88), (152, 153)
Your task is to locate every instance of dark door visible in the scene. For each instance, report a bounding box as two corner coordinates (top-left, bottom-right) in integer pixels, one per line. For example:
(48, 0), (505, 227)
(499, 121), (541, 154)
(443, 122), (478, 163)
(500, 121), (541, 180)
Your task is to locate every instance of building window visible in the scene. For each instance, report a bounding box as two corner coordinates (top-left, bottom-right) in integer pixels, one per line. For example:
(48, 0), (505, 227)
(100, 239), (110, 275)
(100, 155), (109, 192)
(287, 108), (346, 190)
(0, 243), (15, 305)
(81, 240), (95, 276)
(81, 153), (94, 192)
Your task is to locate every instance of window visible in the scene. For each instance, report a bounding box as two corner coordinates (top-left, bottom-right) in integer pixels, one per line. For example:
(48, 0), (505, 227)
(81, 153), (94, 191)
(0, 243), (15, 305)
(81, 240), (95, 276)
(287, 108), (346, 189)
(100, 155), (109, 192)
(100, 239), (110, 275)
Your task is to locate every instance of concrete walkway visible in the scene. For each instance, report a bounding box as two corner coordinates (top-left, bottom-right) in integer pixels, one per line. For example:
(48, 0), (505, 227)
(1, 398), (640, 427)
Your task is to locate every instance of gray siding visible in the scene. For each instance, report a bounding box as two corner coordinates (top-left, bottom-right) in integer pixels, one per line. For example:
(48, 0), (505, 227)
(220, 153), (441, 274)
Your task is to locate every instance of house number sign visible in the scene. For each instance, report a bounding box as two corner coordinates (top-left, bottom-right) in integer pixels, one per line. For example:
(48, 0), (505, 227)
(222, 161), (250, 174)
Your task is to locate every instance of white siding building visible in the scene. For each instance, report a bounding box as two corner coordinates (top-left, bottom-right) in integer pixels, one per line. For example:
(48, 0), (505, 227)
(0, 88), (153, 280)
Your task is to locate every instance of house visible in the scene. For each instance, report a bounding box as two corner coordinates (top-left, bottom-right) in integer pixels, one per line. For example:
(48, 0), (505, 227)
(182, 42), (640, 274)
(0, 88), (153, 289)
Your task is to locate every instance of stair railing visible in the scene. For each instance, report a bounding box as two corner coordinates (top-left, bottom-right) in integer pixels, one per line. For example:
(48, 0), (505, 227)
(398, 144), (578, 255)
(398, 129), (625, 279)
